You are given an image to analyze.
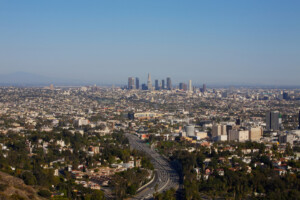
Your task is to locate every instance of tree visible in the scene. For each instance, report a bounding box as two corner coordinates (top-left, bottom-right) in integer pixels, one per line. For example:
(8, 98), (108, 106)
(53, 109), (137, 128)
(91, 190), (105, 200)
(21, 171), (36, 185)
(38, 189), (51, 198)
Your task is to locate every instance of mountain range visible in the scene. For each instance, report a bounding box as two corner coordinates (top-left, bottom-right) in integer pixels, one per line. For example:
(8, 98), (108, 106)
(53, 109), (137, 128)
(0, 72), (86, 86)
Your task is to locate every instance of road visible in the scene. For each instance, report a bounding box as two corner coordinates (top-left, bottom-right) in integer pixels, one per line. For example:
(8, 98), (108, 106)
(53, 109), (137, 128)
(125, 133), (180, 200)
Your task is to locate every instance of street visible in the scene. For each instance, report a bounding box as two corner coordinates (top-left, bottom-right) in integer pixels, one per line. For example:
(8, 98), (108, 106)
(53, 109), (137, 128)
(125, 133), (180, 200)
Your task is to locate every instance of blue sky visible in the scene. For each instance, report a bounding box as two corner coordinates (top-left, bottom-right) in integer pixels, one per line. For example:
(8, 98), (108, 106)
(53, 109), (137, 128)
(0, 0), (299, 85)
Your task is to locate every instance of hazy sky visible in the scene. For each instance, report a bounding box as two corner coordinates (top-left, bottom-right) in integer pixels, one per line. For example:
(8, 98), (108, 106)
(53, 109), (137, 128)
(0, 0), (299, 85)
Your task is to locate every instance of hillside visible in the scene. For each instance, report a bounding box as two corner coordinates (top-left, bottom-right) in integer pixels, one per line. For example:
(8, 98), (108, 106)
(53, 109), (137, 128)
(0, 171), (45, 200)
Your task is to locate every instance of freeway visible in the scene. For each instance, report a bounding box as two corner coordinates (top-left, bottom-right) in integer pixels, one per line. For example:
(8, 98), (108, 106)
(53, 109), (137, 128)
(125, 133), (180, 200)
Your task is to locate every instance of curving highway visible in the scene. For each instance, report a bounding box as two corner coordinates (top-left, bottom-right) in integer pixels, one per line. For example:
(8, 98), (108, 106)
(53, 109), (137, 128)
(125, 133), (180, 200)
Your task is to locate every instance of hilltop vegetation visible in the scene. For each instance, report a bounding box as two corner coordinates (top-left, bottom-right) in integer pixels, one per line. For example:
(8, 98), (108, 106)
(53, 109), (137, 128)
(0, 171), (45, 200)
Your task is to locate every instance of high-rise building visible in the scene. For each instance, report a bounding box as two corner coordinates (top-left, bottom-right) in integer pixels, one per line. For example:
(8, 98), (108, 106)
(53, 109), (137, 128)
(155, 80), (159, 90)
(135, 77), (140, 90)
(167, 77), (172, 90)
(185, 125), (195, 137)
(266, 111), (280, 131)
(249, 127), (263, 142)
(279, 134), (294, 144)
(182, 83), (187, 91)
(212, 124), (227, 138)
(142, 84), (148, 90)
(161, 80), (165, 89)
(188, 80), (192, 92)
(179, 83), (187, 91)
(228, 130), (249, 142)
(203, 84), (206, 93)
(128, 77), (135, 90)
(147, 73), (152, 90)
(50, 84), (54, 91)
(179, 83), (183, 90)
(283, 92), (289, 100)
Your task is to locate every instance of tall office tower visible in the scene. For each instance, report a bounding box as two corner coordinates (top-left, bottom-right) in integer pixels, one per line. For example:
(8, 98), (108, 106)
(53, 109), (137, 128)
(179, 83), (187, 91)
(128, 77), (135, 90)
(167, 77), (172, 90)
(179, 83), (183, 90)
(147, 73), (152, 90)
(266, 111), (280, 131)
(161, 80), (165, 89)
(283, 92), (289, 100)
(188, 80), (192, 92)
(135, 77), (140, 90)
(183, 83), (187, 91)
(155, 80), (159, 90)
(50, 84), (54, 91)
(142, 84), (148, 90)
(203, 84), (206, 92)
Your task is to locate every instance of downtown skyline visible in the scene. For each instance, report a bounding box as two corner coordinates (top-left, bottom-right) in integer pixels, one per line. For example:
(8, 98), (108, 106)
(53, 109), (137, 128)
(0, 1), (300, 86)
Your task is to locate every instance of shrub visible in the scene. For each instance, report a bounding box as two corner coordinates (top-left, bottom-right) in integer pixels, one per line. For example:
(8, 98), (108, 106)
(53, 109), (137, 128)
(38, 189), (52, 198)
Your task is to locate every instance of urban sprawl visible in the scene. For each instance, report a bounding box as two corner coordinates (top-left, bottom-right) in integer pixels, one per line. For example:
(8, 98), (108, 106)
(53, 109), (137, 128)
(0, 74), (300, 199)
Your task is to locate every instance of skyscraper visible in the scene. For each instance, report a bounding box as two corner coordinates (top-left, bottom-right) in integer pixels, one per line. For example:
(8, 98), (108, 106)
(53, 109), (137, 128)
(203, 84), (206, 93)
(142, 83), (148, 90)
(188, 80), (192, 92)
(135, 77), (140, 90)
(128, 77), (135, 90)
(167, 77), (172, 90)
(161, 80), (165, 89)
(179, 83), (187, 91)
(50, 84), (54, 91)
(147, 73), (152, 90)
(179, 83), (183, 90)
(283, 92), (289, 100)
(155, 80), (159, 90)
(266, 111), (280, 131)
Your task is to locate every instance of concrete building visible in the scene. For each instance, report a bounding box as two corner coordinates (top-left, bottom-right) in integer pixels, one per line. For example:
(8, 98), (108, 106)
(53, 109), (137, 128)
(266, 111), (281, 131)
(249, 127), (263, 142)
(185, 125), (195, 137)
(279, 134), (294, 145)
(50, 84), (54, 91)
(195, 132), (208, 140)
(228, 130), (249, 142)
(128, 77), (135, 90)
(215, 135), (228, 141)
(155, 80), (159, 90)
(147, 73), (152, 90)
(188, 80), (192, 92)
(162, 80), (165, 89)
(212, 124), (227, 138)
(135, 77), (140, 90)
(167, 77), (172, 90)
(179, 83), (187, 91)
(134, 112), (161, 120)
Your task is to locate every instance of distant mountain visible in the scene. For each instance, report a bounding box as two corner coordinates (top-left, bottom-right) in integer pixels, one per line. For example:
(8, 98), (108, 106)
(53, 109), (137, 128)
(0, 72), (85, 86)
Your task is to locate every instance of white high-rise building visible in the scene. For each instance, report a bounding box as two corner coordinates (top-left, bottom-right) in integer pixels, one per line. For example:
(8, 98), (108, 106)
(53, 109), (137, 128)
(188, 80), (192, 92)
(147, 73), (152, 90)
